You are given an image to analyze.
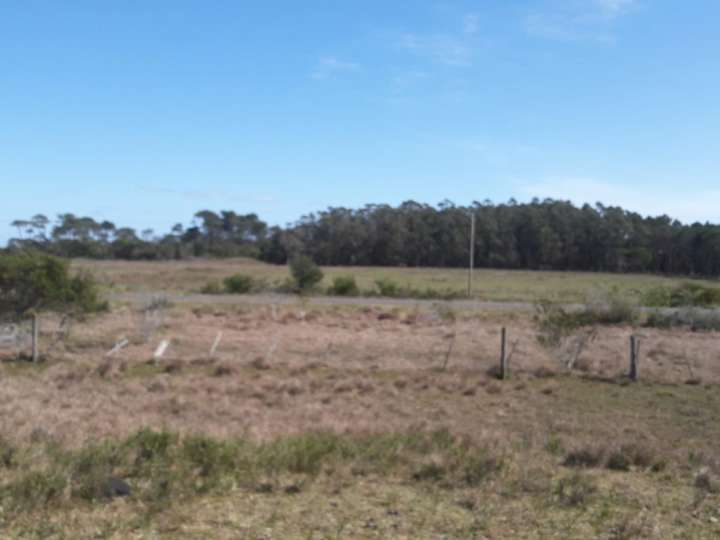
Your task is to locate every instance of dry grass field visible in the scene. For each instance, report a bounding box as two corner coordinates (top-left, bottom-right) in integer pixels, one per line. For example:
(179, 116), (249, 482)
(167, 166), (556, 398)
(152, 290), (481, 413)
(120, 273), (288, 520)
(1, 291), (719, 538)
(72, 257), (720, 304)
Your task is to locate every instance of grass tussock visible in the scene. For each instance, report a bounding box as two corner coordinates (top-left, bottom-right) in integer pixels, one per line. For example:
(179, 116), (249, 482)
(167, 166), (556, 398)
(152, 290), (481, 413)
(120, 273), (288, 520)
(0, 429), (502, 516)
(644, 308), (720, 332)
(563, 443), (664, 473)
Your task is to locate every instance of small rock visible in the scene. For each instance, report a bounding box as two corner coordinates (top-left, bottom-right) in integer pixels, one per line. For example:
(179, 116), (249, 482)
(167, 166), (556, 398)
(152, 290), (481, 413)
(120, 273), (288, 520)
(104, 477), (131, 498)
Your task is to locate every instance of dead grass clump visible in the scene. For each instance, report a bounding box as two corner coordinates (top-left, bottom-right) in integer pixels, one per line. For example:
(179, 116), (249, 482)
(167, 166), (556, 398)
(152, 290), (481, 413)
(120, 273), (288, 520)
(393, 379), (408, 390)
(514, 466), (553, 494)
(282, 381), (305, 396)
(146, 381), (166, 393)
(563, 446), (606, 468)
(95, 359), (116, 379)
(485, 364), (503, 379)
(333, 382), (355, 394)
(606, 444), (661, 472)
(607, 515), (650, 540)
(355, 380), (375, 394)
(532, 366), (557, 378)
(249, 357), (271, 370)
(213, 364), (234, 377)
(162, 360), (184, 374)
(694, 469), (718, 493)
(0, 437), (17, 468)
(553, 471), (597, 507)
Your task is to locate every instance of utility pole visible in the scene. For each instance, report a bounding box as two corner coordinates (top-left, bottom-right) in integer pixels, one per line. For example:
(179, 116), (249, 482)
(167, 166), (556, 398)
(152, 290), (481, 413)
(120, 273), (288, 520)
(467, 212), (476, 297)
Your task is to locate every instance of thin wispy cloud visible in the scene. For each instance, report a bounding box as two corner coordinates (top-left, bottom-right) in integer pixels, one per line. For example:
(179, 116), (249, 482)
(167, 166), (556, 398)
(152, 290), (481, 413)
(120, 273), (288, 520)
(463, 13), (480, 35)
(311, 56), (360, 80)
(525, 0), (638, 42)
(398, 12), (482, 67)
(391, 70), (430, 93)
(399, 33), (471, 66)
(596, 0), (636, 18)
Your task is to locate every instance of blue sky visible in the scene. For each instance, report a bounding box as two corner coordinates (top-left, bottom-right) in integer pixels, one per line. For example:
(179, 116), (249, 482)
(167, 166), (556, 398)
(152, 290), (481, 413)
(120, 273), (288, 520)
(1, 0), (719, 243)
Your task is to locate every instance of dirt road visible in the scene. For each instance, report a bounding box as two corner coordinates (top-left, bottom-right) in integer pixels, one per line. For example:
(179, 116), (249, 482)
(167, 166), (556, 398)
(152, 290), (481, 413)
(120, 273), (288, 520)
(110, 291), (718, 316)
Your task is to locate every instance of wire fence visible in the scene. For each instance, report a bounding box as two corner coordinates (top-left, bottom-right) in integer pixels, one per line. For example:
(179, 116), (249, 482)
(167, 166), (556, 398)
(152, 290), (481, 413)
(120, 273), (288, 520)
(2, 300), (719, 386)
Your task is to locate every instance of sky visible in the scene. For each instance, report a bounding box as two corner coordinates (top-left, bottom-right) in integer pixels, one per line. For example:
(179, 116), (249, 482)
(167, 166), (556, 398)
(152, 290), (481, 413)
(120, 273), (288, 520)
(1, 0), (719, 243)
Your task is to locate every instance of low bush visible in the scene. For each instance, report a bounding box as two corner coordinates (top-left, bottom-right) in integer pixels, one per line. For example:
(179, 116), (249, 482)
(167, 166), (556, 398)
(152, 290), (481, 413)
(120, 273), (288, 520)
(371, 278), (463, 300)
(644, 309), (720, 332)
(289, 256), (323, 292)
(223, 274), (255, 294)
(3, 471), (67, 511)
(563, 446), (606, 468)
(328, 276), (359, 296)
(605, 444), (658, 472)
(374, 278), (400, 297)
(0, 252), (106, 320)
(536, 289), (638, 348)
(642, 282), (720, 308)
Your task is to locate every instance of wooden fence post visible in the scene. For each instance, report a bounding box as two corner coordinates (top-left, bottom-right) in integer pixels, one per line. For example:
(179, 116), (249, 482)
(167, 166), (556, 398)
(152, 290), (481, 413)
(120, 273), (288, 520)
(32, 314), (40, 363)
(629, 335), (640, 381)
(500, 327), (507, 380)
(209, 331), (223, 358)
(153, 339), (170, 361)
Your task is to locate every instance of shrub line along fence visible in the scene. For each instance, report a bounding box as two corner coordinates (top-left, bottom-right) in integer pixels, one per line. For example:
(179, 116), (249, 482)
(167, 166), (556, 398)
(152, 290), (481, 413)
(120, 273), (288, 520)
(495, 327), (644, 382)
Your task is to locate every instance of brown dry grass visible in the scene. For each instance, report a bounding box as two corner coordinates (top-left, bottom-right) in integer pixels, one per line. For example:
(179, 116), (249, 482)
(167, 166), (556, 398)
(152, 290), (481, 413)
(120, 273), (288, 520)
(2, 303), (720, 537)
(1, 304), (719, 447)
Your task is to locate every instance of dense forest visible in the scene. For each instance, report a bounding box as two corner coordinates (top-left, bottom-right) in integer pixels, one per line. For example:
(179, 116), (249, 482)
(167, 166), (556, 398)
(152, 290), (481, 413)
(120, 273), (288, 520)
(6, 199), (720, 277)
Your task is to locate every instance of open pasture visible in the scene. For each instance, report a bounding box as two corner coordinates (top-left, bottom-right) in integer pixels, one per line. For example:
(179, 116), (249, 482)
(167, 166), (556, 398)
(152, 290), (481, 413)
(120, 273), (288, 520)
(72, 257), (720, 304)
(1, 300), (719, 538)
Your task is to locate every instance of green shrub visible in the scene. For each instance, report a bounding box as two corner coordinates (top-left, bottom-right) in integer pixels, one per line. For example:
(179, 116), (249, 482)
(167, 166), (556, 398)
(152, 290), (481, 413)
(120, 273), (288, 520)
(71, 455), (115, 501)
(0, 253), (106, 319)
(328, 275), (359, 296)
(374, 278), (400, 297)
(536, 290), (638, 347)
(128, 428), (176, 465)
(0, 429), (507, 514)
(4, 471), (67, 510)
(223, 274), (255, 294)
(642, 282), (720, 308)
(289, 256), (323, 292)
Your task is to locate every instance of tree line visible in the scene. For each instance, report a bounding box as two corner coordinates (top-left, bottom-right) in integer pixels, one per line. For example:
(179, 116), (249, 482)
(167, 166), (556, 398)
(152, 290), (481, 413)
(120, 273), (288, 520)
(6, 199), (720, 277)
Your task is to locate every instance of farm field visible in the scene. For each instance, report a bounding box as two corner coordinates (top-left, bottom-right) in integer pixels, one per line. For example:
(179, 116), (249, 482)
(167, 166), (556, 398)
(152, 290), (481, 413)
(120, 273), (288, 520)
(1, 298), (719, 538)
(72, 257), (720, 304)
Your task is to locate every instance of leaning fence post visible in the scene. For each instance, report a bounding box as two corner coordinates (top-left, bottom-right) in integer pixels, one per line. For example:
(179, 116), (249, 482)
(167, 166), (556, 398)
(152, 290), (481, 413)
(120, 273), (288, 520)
(500, 327), (507, 380)
(629, 335), (640, 381)
(153, 339), (170, 361)
(209, 331), (223, 358)
(32, 314), (40, 363)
